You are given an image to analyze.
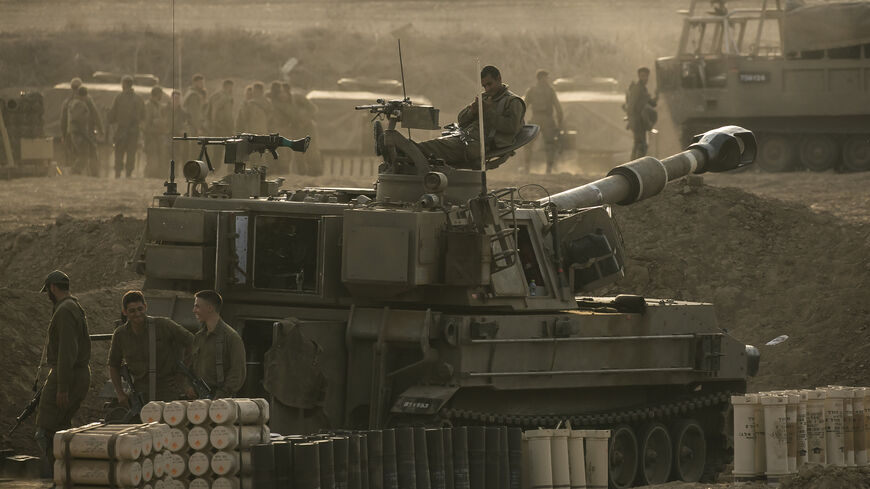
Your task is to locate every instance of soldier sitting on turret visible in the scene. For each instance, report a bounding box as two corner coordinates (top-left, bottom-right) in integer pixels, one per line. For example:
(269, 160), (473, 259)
(416, 65), (526, 169)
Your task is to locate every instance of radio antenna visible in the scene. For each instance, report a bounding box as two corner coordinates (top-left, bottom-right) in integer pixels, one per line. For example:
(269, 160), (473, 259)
(398, 39), (411, 139)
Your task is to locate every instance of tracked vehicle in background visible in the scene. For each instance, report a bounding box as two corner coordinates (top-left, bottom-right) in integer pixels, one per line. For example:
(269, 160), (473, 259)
(135, 99), (760, 487)
(657, 0), (870, 172)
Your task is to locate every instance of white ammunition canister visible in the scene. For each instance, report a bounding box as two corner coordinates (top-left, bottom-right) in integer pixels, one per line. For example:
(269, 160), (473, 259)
(209, 425), (266, 450)
(797, 391), (809, 467)
(188, 426), (210, 451)
(52, 429), (143, 461)
(843, 388), (856, 466)
(523, 430), (553, 489)
(567, 431), (587, 489)
(731, 394), (758, 479)
(154, 452), (165, 478)
(208, 398), (264, 425)
(582, 430), (610, 489)
(761, 395), (789, 480)
(189, 478), (210, 489)
(855, 387), (868, 466)
(188, 451), (211, 477)
(53, 459), (142, 487)
(753, 397), (767, 474)
(551, 429), (570, 489)
(141, 401), (166, 423)
(162, 401), (189, 427)
(166, 452), (189, 478)
(154, 477), (166, 489)
(805, 390), (826, 464)
(142, 456), (154, 482)
(824, 388), (846, 466)
(166, 427), (189, 453)
(251, 398), (270, 424)
(187, 399), (212, 425)
(211, 450), (241, 476)
(213, 476), (241, 489)
(786, 394), (799, 473)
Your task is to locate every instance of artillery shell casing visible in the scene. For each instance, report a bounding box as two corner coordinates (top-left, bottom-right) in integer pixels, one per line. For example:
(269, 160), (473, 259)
(451, 427), (470, 489)
(251, 442), (277, 489)
(442, 429), (454, 489)
(413, 427), (430, 489)
(273, 441), (292, 488)
(359, 433), (370, 489)
(367, 430), (383, 489)
(348, 433), (363, 489)
(319, 438), (337, 489)
(332, 436), (350, 489)
(507, 428), (523, 489)
(426, 428), (446, 489)
(382, 429), (398, 489)
(395, 427), (416, 489)
(293, 442), (321, 489)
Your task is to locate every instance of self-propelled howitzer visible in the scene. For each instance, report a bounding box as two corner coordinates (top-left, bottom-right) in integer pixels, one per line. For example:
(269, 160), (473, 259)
(137, 125), (759, 487)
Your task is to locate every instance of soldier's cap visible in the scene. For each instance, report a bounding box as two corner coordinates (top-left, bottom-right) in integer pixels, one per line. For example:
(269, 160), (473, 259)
(121, 75), (134, 85)
(536, 69), (549, 79)
(70, 77), (83, 89)
(40, 270), (70, 292)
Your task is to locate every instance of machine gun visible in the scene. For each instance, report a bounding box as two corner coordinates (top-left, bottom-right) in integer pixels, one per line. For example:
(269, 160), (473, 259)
(173, 133), (311, 174)
(176, 360), (213, 400)
(7, 383), (43, 437)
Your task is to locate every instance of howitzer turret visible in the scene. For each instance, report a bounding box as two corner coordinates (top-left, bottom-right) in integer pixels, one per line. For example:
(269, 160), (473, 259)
(137, 122), (760, 487)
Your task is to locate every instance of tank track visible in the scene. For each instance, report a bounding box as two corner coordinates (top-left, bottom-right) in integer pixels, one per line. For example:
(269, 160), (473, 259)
(438, 389), (732, 428)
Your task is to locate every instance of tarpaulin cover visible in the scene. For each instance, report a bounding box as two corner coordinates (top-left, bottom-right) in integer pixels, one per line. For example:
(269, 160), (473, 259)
(782, 1), (870, 52)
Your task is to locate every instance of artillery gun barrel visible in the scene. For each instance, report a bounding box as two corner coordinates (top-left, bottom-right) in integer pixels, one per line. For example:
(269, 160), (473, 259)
(543, 125), (756, 210)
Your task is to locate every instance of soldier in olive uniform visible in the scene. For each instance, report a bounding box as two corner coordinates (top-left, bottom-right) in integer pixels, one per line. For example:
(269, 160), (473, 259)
(66, 87), (100, 176)
(625, 67), (659, 159)
(206, 79), (235, 170)
(187, 290), (246, 399)
(182, 74), (207, 135)
(523, 69), (563, 174)
(286, 83), (323, 176)
(171, 90), (192, 164)
(417, 66), (525, 169)
(143, 86), (170, 179)
(35, 271), (91, 478)
(236, 82), (271, 134)
(107, 76), (145, 178)
(60, 78), (103, 172)
(108, 291), (194, 406)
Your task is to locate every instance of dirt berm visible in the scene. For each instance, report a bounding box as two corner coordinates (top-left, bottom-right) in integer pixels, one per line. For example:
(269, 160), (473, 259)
(1, 179), (868, 458)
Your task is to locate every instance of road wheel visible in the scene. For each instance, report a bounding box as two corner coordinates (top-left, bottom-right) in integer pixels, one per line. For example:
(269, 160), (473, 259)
(756, 135), (795, 172)
(798, 135), (838, 172)
(841, 135), (870, 171)
(608, 425), (639, 489)
(638, 422), (673, 485)
(671, 419), (706, 482)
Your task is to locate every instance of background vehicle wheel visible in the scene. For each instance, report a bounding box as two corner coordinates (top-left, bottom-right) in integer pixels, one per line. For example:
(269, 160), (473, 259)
(638, 422), (673, 485)
(608, 425), (639, 489)
(756, 135), (795, 172)
(841, 135), (870, 171)
(671, 419), (706, 482)
(798, 135), (838, 172)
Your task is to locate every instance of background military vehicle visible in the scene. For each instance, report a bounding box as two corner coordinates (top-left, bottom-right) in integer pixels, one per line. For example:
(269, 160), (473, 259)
(656, 0), (870, 172)
(135, 104), (759, 487)
(0, 91), (53, 178)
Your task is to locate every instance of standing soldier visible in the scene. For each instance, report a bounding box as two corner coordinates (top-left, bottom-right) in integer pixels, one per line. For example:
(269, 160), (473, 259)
(107, 75), (145, 178)
(206, 79), (235, 168)
(66, 87), (99, 176)
(625, 67), (659, 159)
(236, 82), (270, 134)
(523, 69), (563, 174)
(107, 291), (194, 408)
(35, 271), (91, 478)
(143, 86), (170, 179)
(170, 90), (191, 165)
(182, 74), (207, 135)
(286, 83), (323, 176)
(188, 290), (246, 399)
(268, 81), (293, 173)
(60, 78), (103, 174)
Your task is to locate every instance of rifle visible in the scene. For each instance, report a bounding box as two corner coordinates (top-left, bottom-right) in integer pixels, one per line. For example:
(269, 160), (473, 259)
(8, 383), (43, 437)
(176, 360), (213, 400)
(118, 364), (145, 423)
